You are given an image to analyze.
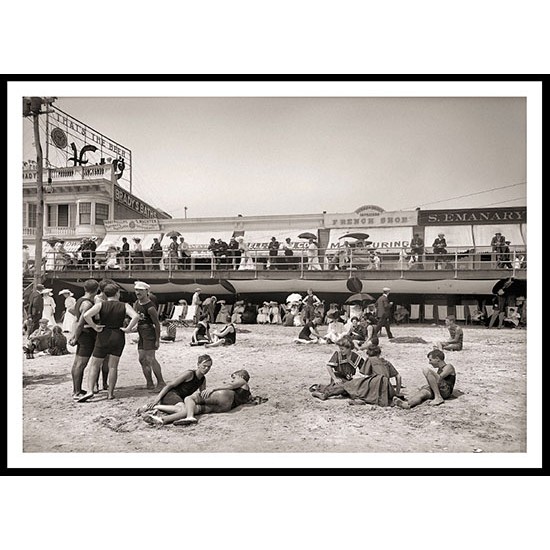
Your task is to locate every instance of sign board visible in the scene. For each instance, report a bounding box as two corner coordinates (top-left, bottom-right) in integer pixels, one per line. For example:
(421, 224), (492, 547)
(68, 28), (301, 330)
(104, 219), (160, 232)
(113, 185), (166, 219)
(324, 209), (417, 228)
(418, 207), (527, 225)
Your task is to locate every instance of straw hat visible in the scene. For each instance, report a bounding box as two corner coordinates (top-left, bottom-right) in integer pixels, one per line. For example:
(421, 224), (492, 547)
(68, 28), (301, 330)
(41, 288), (53, 295)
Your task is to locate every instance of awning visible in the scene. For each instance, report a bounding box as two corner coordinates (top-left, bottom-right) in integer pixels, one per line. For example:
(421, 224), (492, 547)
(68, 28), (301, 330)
(472, 224), (525, 250)
(141, 234), (162, 250)
(424, 225), (474, 249)
(160, 231), (233, 258)
(242, 229), (318, 257)
(327, 227), (413, 254)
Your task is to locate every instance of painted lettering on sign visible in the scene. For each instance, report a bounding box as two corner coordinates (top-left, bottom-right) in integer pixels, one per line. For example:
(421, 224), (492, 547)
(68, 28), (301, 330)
(114, 185), (162, 219)
(324, 210), (417, 228)
(419, 208), (526, 225)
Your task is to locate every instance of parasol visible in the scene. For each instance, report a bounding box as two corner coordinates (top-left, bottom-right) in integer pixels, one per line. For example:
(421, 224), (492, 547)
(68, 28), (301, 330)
(286, 293), (302, 303)
(298, 232), (317, 240)
(165, 230), (182, 239)
(339, 232), (370, 240)
(45, 237), (60, 246)
(345, 292), (374, 304)
(491, 277), (526, 296)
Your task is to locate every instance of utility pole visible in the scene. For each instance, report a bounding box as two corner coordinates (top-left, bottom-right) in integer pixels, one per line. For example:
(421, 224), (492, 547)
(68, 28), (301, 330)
(23, 96), (56, 289)
(184, 206), (188, 219)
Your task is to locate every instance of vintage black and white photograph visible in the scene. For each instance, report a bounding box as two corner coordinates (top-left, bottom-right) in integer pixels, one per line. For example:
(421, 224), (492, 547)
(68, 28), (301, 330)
(8, 80), (541, 469)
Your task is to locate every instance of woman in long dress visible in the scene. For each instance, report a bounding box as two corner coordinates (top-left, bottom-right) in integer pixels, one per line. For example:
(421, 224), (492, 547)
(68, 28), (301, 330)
(237, 237), (255, 270)
(41, 289), (57, 328)
(59, 289), (77, 335)
(269, 302), (282, 324)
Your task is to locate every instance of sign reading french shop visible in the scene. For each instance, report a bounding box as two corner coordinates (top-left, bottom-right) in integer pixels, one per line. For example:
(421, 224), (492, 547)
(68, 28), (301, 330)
(325, 205), (417, 228)
(104, 219), (160, 231)
(418, 207), (527, 225)
(114, 185), (163, 219)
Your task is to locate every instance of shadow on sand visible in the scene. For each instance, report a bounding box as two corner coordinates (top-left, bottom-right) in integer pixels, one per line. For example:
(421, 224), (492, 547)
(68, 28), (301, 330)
(23, 372), (71, 387)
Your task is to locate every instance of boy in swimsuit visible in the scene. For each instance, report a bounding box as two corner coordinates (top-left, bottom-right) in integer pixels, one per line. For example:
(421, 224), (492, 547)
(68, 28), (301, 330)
(393, 349), (456, 408)
(173, 369), (251, 425)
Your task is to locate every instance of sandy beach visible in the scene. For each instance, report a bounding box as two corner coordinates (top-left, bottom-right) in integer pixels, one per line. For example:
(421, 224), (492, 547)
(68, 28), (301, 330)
(22, 323), (527, 454)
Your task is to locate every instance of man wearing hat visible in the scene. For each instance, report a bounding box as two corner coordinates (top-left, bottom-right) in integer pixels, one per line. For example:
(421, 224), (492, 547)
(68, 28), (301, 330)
(432, 233), (448, 270)
(491, 232), (506, 267)
(27, 283), (45, 333)
(133, 281), (166, 390)
(150, 237), (163, 270)
(374, 287), (394, 339)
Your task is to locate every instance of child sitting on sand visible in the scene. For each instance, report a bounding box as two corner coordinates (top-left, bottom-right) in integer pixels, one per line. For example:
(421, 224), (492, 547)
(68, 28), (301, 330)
(294, 315), (324, 344)
(393, 349), (456, 409)
(190, 314), (211, 346)
(47, 325), (69, 356)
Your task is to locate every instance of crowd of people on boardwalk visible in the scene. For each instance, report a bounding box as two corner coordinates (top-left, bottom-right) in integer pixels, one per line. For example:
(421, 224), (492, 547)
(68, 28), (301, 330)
(25, 229), (527, 275)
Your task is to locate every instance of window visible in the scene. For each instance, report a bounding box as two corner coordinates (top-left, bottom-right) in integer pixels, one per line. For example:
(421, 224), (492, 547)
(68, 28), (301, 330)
(28, 203), (37, 228)
(47, 205), (57, 227)
(95, 203), (109, 224)
(46, 204), (70, 227)
(58, 204), (69, 227)
(79, 202), (91, 225)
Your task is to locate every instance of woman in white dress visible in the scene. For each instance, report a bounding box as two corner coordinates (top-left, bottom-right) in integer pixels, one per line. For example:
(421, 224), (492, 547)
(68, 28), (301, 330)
(59, 289), (77, 335)
(231, 301), (245, 324)
(237, 237), (255, 270)
(269, 302), (282, 324)
(41, 288), (57, 328)
(256, 302), (270, 324)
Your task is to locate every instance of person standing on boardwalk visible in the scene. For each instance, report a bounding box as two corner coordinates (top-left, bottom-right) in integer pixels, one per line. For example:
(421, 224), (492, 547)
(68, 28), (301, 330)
(374, 287), (394, 339)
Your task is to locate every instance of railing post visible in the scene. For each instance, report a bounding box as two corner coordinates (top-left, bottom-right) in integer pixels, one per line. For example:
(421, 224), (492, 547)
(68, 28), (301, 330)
(512, 247), (517, 277)
(454, 248), (458, 278)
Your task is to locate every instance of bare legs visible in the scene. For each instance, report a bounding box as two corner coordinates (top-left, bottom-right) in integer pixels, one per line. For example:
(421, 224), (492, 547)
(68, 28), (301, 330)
(393, 367), (444, 409)
(71, 355), (91, 396)
(138, 349), (166, 389)
(77, 354), (121, 402)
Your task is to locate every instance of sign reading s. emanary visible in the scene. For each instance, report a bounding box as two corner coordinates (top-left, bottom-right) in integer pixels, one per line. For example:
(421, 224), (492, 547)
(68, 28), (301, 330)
(47, 106), (132, 190)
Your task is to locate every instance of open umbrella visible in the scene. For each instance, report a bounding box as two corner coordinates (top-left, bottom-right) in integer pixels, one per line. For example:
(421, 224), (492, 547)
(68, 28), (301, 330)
(165, 230), (181, 239)
(298, 232), (317, 240)
(45, 237), (60, 246)
(345, 292), (374, 304)
(286, 293), (302, 303)
(339, 232), (370, 241)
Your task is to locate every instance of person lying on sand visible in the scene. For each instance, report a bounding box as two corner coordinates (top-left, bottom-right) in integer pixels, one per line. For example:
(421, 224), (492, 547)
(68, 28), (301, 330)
(143, 369), (252, 426)
(393, 349), (456, 409)
(139, 354), (212, 426)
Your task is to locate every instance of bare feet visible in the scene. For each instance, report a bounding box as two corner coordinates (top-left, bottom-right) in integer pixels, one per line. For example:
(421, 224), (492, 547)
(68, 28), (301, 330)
(393, 396), (410, 409)
(76, 392), (94, 403)
(146, 384), (155, 390)
(429, 398), (444, 406)
(311, 391), (327, 401)
(142, 413), (163, 426)
(156, 382), (166, 389)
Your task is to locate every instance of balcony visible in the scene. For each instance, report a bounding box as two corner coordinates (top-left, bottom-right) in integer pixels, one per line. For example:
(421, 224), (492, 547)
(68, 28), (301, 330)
(23, 164), (115, 184)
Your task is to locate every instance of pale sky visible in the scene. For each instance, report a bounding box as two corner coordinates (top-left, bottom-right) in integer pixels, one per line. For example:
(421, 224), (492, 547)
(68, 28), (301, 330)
(23, 94), (527, 219)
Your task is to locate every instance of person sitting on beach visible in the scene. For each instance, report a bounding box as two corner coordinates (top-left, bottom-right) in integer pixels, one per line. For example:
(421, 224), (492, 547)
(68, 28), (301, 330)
(23, 318), (52, 358)
(160, 320), (177, 342)
(311, 345), (402, 407)
(393, 349), (456, 409)
(346, 316), (365, 348)
(173, 369), (252, 426)
(324, 312), (346, 344)
(205, 323), (236, 348)
(140, 354), (212, 426)
(47, 325), (69, 356)
(190, 314), (211, 346)
(434, 315), (463, 351)
(294, 315), (323, 344)
(313, 336), (365, 390)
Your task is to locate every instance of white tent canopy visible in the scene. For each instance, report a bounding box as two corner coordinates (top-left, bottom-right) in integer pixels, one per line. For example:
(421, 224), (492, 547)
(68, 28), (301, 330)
(161, 231), (233, 258)
(327, 227), (413, 254)
(424, 225), (474, 249)
(472, 224), (525, 250)
(242, 229), (318, 257)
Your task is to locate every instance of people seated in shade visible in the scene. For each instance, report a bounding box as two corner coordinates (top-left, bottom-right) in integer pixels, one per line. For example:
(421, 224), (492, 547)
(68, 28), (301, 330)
(256, 302), (270, 324)
(393, 349), (456, 409)
(434, 315), (463, 351)
(269, 302), (282, 324)
(324, 312), (347, 344)
(310, 343), (402, 407)
(23, 318), (52, 359)
(190, 314), (212, 346)
(294, 315), (324, 344)
(231, 300), (245, 324)
(205, 323), (236, 348)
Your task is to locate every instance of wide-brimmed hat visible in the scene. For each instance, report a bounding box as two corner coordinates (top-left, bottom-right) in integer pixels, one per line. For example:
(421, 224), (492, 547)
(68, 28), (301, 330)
(382, 287), (391, 292)
(40, 288), (53, 294)
(58, 289), (74, 296)
(194, 287), (202, 292)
